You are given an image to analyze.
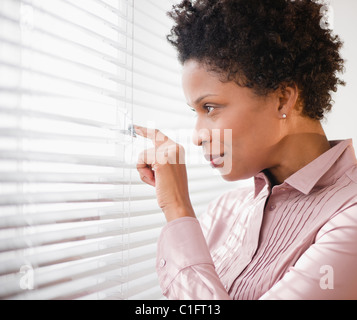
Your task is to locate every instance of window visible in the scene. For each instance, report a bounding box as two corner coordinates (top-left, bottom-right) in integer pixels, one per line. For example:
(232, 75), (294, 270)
(0, 0), (240, 300)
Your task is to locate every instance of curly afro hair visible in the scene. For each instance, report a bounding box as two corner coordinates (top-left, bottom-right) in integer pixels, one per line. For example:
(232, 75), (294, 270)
(167, 0), (345, 120)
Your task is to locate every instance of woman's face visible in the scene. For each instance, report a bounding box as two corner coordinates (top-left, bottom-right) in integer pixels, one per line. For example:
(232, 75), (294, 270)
(182, 59), (284, 181)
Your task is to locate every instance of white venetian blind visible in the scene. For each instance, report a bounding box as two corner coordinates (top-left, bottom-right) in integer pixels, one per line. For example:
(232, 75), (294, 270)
(0, 0), (241, 300)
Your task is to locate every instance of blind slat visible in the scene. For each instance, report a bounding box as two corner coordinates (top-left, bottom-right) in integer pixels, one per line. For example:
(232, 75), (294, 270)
(127, 274), (161, 299)
(0, 150), (135, 168)
(0, 172), (142, 185)
(0, 206), (161, 229)
(0, 229), (161, 277)
(0, 181), (232, 206)
(0, 86), (185, 115)
(0, 220), (165, 253)
(0, 128), (133, 144)
(0, 106), (128, 131)
(0, 200), (211, 230)
(0, 190), (156, 206)
(0, 86), (122, 105)
(0, 149), (209, 169)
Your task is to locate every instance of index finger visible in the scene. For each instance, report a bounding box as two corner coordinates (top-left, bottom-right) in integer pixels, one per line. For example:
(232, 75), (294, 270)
(134, 125), (174, 147)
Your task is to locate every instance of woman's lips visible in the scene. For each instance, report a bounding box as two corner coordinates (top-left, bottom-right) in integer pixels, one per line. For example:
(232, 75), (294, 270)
(207, 154), (225, 168)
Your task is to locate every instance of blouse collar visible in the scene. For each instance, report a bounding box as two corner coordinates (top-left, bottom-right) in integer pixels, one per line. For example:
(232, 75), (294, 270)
(254, 139), (356, 197)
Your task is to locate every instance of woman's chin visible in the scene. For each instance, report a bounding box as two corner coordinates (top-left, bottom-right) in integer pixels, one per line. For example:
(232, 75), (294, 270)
(218, 168), (253, 182)
(218, 170), (239, 181)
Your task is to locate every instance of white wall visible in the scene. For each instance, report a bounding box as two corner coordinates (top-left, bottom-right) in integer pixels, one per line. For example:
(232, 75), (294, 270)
(322, 0), (357, 147)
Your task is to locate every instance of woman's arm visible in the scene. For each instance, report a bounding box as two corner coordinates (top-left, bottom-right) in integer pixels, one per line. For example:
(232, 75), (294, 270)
(156, 217), (231, 300)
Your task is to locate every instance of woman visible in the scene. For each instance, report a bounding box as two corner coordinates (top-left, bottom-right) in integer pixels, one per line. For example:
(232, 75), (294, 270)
(135, 0), (357, 299)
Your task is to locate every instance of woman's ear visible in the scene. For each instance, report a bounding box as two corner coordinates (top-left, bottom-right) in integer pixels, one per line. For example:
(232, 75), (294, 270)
(277, 83), (300, 119)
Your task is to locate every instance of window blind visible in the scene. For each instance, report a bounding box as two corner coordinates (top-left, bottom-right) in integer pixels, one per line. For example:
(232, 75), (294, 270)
(0, 0), (243, 300)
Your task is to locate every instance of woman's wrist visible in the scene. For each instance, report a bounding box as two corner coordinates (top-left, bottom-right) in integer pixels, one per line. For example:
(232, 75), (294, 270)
(162, 204), (196, 222)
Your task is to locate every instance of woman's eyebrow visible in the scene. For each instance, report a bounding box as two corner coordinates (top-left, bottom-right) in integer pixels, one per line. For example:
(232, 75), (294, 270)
(186, 94), (219, 108)
(189, 94), (218, 106)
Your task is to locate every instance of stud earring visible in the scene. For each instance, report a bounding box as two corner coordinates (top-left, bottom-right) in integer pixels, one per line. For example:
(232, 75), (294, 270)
(282, 114), (287, 119)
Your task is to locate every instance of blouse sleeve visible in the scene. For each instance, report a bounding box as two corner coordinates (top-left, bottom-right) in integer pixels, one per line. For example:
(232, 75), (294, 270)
(156, 217), (231, 300)
(259, 204), (357, 300)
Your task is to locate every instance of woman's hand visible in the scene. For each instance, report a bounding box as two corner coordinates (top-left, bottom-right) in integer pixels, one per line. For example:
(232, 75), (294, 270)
(135, 125), (195, 222)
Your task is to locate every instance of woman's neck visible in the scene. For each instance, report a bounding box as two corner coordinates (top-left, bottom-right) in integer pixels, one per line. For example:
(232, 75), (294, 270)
(266, 118), (331, 186)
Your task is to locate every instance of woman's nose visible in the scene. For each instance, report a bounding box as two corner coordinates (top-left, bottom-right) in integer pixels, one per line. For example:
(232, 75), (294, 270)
(192, 127), (211, 147)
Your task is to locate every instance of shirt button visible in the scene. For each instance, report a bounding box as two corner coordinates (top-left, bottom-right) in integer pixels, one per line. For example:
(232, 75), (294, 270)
(159, 259), (166, 268)
(269, 204), (276, 211)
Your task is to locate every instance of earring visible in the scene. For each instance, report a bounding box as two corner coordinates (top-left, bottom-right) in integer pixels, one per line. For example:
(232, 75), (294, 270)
(282, 114), (287, 119)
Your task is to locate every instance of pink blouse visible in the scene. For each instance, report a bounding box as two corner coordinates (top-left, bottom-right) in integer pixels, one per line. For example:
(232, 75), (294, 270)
(156, 139), (357, 300)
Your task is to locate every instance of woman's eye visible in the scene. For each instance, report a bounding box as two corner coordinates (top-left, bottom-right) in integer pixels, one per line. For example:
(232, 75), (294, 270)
(204, 105), (215, 114)
(190, 105), (216, 116)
